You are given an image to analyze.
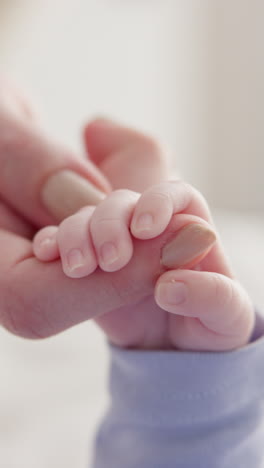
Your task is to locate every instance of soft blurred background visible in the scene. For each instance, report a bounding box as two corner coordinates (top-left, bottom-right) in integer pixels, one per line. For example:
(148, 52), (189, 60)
(0, 1), (264, 467)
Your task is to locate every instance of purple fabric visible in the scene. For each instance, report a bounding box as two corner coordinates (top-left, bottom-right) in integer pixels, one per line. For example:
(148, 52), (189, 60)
(92, 311), (264, 468)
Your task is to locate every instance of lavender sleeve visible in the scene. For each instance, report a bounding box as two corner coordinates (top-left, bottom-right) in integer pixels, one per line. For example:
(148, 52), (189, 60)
(92, 311), (264, 468)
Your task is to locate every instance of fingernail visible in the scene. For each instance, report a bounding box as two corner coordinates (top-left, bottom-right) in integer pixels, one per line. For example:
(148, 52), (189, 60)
(161, 224), (216, 269)
(66, 248), (85, 272)
(39, 236), (56, 248)
(134, 213), (154, 232)
(33, 226), (59, 261)
(157, 281), (187, 305)
(34, 236), (58, 261)
(100, 242), (119, 267)
(41, 170), (106, 221)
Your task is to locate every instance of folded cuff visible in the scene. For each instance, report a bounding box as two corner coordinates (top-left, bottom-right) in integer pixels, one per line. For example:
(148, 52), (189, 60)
(108, 311), (264, 427)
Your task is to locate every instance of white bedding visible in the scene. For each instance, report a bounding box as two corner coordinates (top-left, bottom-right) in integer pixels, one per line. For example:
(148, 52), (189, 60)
(0, 210), (263, 468)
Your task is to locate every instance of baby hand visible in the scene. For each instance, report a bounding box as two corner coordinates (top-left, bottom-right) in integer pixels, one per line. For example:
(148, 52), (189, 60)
(33, 181), (255, 351)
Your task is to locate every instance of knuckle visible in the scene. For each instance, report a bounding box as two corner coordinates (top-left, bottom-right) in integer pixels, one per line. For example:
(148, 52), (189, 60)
(146, 189), (171, 204)
(91, 190), (138, 228)
(59, 216), (74, 230)
(60, 207), (94, 230)
(231, 282), (255, 328)
(190, 185), (211, 213)
(168, 178), (191, 195)
(143, 137), (163, 156)
(174, 180), (211, 217)
(57, 216), (77, 240)
(111, 188), (138, 200)
(91, 216), (123, 229)
(95, 189), (138, 206)
(76, 205), (96, 216)
(182, 182), (203, 202)
(210, 273), (234, 309)
(133, 135), (165, 165)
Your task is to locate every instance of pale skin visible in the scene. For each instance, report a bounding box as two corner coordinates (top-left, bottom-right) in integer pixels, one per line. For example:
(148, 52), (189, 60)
(33, 133), (255, 351)
(0, 80), (254, 350)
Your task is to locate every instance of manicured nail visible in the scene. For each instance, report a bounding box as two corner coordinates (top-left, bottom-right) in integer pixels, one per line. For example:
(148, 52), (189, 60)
(157, 281), (187, 305)
(161, 223), (216, 269)
(41, 170), (106, 221)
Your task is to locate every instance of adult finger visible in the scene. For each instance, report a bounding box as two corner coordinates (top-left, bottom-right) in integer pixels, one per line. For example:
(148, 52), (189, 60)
(83, 118), (169, 191)
(0, 215), (216, 340)
(0, 81), (111, 226)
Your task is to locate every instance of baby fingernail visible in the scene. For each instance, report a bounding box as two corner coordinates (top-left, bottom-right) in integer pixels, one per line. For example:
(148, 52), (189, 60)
(161, 223), (216, 269)
(41, 170), (106, 222)
(134, 213), (154, 231)
(33, 227), (59, 260)
(157, 281), (187, 305)
(67, 248), (85, 272)
(39, 236), (56, 249)
(100, 242), (119, 268)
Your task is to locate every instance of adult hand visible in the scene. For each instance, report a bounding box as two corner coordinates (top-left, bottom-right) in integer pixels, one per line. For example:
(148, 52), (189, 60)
(0, 83), (253, 350)
(0, 78), (111, 236)
(0, 82), (171, 339)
